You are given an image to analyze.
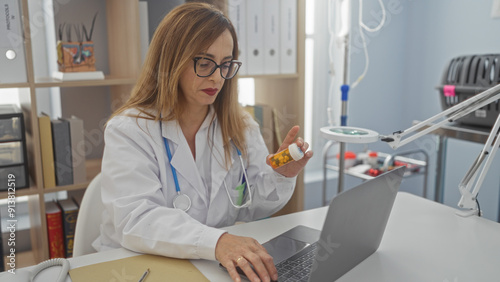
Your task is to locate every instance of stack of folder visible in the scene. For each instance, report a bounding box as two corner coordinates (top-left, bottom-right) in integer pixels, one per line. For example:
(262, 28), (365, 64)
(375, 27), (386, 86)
(228, 0), (297, 76)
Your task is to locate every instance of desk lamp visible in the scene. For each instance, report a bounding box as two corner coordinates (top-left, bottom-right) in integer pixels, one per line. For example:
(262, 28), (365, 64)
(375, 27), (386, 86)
(321, 83), (500, 217)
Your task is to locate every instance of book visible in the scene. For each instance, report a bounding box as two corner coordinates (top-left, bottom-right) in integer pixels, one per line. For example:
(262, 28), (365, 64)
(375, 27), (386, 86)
(243, 104), (275, 153)
(51, 118), (73, 186)
(58, 198), (79, 258)
(45, 201), (65, 258)
(38, 113), (56, 188)
(64, 116), (87, 184)
(52, 71), (104, 81)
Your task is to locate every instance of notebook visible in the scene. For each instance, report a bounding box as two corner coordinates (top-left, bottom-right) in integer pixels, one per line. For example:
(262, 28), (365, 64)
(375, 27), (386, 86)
(262, 166), (406, 281)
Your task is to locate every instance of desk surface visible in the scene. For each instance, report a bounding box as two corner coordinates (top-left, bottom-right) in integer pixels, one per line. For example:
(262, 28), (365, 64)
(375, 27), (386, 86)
(2, 192), (500, 282)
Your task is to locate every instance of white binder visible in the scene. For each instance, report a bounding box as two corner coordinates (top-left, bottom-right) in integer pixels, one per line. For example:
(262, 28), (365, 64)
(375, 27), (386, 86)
(245, 0), (264, 75)
(280, 0), (297, 74)
(263, 0), (280, 75)
(139, 1), (150, 65)
(0, 0), (27, 83)
(228, 0), (247, 75)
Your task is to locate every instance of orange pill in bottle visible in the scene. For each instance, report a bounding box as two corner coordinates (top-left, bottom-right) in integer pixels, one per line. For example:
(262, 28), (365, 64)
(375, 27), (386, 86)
(269, 143), (305, 169)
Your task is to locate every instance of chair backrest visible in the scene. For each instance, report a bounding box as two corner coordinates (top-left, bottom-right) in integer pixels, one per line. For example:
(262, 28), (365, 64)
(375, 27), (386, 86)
(73, 173), (103, 257)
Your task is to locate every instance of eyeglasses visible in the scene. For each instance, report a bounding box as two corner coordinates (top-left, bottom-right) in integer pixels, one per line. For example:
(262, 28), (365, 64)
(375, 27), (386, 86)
(193, 57), (242, 79)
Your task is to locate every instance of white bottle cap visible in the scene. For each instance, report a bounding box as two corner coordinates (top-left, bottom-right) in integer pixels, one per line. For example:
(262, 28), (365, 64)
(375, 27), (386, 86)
(288, 143), (305, 161)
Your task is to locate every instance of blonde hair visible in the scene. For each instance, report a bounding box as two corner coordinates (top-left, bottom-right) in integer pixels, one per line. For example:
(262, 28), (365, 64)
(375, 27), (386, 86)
(111, 2), (248, 165)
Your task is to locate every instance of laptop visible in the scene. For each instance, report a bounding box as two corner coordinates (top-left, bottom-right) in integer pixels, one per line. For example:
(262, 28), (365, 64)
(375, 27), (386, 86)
(260, 166), (406, 281)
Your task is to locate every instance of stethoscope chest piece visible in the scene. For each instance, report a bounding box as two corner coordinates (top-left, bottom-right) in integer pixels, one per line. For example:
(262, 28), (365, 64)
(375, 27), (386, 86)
(173, 193), (191, 212)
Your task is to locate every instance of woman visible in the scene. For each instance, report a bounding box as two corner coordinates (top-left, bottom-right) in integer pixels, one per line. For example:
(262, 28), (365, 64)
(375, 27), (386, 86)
(93, 3), (312, 282)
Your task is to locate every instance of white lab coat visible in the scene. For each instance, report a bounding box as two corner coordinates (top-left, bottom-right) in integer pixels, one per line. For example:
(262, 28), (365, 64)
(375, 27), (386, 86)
(93, 107), (296, 260)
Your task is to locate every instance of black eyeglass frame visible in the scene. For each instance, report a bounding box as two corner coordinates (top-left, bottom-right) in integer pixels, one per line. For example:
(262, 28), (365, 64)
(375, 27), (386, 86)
(192, 57), (242, 79)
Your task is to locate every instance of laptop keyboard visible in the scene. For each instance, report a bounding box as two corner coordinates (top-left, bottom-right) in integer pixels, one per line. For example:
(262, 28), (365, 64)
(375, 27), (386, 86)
(275, 242), (317, 282)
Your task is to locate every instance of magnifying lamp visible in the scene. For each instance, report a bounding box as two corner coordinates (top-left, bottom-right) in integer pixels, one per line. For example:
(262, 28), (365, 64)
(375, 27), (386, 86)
(321, 83), (500, 217)
(320, 126), (379, 143)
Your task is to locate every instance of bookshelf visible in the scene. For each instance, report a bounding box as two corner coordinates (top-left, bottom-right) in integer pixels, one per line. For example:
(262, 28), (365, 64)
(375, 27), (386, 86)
(0, 0), (140, 263)
(0, 0), (305, 264)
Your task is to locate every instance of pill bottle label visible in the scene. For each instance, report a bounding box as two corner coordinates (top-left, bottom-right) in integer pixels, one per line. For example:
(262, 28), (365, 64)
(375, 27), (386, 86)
(269, 143), (304, 169)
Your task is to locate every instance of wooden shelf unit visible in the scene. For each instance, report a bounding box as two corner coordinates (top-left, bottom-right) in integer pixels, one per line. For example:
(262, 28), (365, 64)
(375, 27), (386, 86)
(0, 0), (305, 265)
(0, 0), (140, 264)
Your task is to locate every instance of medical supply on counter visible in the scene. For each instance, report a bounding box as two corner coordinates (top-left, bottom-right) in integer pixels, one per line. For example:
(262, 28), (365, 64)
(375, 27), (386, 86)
(336, 151), (357, 169)
(269, 143), (304, 169)
(368, 151), (378, 168)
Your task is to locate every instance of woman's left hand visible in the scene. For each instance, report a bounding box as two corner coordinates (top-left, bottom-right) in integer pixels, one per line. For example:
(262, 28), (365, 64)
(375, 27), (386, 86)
(267, 126), (313, 177)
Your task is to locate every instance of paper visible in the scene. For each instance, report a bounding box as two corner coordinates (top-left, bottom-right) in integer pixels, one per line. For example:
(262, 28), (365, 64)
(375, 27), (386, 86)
(69, 254), (209, 282)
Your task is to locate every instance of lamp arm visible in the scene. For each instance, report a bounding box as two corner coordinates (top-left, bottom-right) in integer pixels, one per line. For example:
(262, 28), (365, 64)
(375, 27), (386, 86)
(380, 83), (500, 216)
(380, 83), (500, 149)
(457, 113), (500, 213)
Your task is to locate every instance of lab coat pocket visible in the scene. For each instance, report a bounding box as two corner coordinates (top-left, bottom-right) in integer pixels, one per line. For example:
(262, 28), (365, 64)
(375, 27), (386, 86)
(224, 168), (246, 206)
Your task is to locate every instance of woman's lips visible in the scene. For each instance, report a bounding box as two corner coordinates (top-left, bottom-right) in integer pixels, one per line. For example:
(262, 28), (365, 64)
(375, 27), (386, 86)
(202, 88), (218, 96)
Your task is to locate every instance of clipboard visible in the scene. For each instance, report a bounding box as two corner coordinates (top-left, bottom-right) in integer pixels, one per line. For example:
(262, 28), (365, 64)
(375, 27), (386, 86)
(69, 254), (209, 282)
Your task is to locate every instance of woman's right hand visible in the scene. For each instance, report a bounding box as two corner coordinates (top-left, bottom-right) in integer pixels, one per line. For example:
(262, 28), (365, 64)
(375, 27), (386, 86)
(215, 233), (278, 282)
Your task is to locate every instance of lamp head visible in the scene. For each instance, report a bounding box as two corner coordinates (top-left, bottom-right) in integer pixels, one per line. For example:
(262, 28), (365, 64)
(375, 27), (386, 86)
(320, 126), (379, 143)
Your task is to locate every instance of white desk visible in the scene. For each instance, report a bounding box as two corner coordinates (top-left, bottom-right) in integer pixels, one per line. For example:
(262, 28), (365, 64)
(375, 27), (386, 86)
(2, 192), (500, 281)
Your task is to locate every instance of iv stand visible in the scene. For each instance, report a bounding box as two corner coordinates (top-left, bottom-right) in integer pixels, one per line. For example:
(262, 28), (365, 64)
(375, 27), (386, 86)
(337, 34), (350, 194)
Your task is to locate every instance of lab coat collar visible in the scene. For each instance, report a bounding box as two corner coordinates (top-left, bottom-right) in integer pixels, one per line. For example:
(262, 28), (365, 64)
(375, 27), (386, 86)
(161, 119), (208, 207)
(160, 106), (232, 208)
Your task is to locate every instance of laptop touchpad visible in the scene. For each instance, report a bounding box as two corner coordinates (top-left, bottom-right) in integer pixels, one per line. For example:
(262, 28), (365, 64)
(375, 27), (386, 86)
(263, 225), (321, 264)
(263, 236), (309, 264)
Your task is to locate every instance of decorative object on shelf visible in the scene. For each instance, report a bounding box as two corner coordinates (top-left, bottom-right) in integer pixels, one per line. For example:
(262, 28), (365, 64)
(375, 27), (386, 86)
(53, 12), (104, 80)
(0, 104), (29, 190)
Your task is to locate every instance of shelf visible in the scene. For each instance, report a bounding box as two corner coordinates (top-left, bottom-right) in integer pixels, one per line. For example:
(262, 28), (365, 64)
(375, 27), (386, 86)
(43, 159), (101, 194)
(0, 186), (38, 198)
(325, 164), (374, 180)
(0, 83), (30, 89)
(34, 76), (137, 88)
(323, 148), (429, 205)
(240, 73), (300, 79)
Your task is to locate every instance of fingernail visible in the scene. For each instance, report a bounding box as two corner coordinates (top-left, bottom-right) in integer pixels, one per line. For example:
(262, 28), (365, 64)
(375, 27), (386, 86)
(273, 274), (278, 280)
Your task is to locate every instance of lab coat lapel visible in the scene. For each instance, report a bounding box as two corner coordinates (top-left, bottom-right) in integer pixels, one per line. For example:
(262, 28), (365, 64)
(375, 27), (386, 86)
(162, 120), (208, 207)
(209, 120), (236, 203)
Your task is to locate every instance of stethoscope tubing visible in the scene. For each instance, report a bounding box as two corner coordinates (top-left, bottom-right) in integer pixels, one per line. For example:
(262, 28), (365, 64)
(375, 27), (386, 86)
(163, 137), (181, 194)
(161, 119), (251, 210)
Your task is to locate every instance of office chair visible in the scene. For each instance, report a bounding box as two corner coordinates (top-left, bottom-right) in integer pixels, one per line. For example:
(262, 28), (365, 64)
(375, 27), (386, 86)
(73, 173), (103, 257)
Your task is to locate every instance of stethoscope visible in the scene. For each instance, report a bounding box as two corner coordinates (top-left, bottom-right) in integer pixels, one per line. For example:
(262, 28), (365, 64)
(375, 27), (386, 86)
(161, 121), (252, 212)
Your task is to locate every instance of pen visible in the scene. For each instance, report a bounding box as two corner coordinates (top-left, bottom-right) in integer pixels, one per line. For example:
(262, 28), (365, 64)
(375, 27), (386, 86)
(138, 268), (150, 282)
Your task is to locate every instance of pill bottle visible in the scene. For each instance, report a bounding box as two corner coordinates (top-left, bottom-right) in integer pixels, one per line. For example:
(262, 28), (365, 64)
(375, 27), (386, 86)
(367, 151), (378, 168)
(269, 143), (304, 169)
(336, 151), (357, 169)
